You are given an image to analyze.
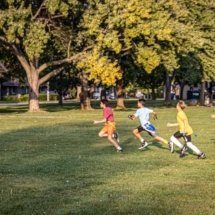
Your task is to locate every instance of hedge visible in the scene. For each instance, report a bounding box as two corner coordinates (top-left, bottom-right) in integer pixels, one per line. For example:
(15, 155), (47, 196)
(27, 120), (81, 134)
(2, 94), (59, 102)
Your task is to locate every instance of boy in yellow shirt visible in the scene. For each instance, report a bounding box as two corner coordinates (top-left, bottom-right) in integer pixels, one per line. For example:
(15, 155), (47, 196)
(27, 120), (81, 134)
(167, 100), (206, 159)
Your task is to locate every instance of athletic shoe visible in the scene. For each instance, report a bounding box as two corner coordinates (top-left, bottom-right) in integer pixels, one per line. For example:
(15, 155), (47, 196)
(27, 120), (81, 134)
(112, 131), (120, 143)
(179, 146), (188, 158)
(117, 148), (123, 153)
(168, 142), (174, 153)
(138, 141), (148, 150)
(179, 152), (186, 158)
(197, 152), (206, 159)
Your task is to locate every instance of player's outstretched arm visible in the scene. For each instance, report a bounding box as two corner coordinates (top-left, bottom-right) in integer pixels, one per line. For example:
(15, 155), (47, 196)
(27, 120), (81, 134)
(152, 112), (158, 120)
(211, 114), (215, 119)
(93, 118), (106, 124)
(167, 122), (178, 127)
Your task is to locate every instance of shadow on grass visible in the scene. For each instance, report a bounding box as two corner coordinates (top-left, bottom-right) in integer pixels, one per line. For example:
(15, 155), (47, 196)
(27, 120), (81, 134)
(0, 105), (28, 114)
(0, 99), (177, 115)
(0, 120), (176, 215)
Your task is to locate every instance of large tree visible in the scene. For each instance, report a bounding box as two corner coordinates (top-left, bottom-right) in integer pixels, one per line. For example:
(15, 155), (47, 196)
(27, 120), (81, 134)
(78, 0), (208, 104)
(0, 1), (89, 110)
(183, 0), (215, 104)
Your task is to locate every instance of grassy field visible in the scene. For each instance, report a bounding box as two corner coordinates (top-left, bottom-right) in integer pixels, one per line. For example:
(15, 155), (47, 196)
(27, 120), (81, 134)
(0, 100), (214, 215)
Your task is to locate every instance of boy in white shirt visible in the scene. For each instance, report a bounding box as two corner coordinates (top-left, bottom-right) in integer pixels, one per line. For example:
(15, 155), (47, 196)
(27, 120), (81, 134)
(129, 99), (168, 150)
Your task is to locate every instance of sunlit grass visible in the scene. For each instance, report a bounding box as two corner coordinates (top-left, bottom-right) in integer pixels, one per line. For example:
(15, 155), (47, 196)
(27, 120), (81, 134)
(0, 101), (214, 215)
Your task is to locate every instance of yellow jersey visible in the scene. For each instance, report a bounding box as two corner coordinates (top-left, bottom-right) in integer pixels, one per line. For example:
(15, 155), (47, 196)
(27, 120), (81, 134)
(177, 110), (193, 135)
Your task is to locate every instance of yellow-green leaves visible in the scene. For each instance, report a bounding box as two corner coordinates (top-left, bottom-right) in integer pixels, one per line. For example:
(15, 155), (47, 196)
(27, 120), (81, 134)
(78, 49), (122, 86)
(0, 6), (30, 42)
(45, 0), (78, 16)
(136, 45), (160, 73)
(23, 22), (49, 59)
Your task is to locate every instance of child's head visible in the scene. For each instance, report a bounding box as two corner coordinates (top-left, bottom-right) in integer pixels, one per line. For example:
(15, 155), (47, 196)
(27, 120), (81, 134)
(137, 99), (145, 108)
(100, 99), (108, 108)
(177, 100), (186, 110)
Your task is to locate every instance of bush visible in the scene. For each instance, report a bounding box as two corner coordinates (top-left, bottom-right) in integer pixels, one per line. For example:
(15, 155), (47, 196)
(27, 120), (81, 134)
(2, 95), (17, 102)
(2, 94), (59, 102)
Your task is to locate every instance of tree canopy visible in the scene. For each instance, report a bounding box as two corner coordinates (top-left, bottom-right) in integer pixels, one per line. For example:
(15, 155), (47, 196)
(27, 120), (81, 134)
(0, 0), (214, 110)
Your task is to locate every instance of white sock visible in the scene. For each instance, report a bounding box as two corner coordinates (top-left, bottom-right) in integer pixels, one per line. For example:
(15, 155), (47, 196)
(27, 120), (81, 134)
(117, 146), (122, 150)
(170, 136), (183, 149)
(187, 142), (201, 155)
(140, 138), (145, 143)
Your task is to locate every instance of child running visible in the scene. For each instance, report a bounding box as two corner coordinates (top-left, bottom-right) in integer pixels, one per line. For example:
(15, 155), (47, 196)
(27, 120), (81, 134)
(167, 100), (206, 159)
(128, 99), (169, 150)
(93, 99), (123, 152)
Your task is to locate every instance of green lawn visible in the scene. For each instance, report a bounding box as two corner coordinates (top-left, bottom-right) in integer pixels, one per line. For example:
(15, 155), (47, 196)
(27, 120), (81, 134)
(0, 101), (214, 215)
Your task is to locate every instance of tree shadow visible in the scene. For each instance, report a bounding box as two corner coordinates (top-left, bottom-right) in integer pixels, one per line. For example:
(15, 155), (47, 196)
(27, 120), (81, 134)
(0, 105), (28, 114)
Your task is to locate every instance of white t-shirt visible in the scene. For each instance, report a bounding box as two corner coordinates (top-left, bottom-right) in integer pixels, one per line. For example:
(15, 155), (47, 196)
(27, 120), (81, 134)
(134, 107), (153, 127)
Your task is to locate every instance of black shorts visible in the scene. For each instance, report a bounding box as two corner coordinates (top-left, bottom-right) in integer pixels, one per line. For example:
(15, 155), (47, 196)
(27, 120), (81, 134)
(136, 125), (154, 137)
(174, 131), (191, 142)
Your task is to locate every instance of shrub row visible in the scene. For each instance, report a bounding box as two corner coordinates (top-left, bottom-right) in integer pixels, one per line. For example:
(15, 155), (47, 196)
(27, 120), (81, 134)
(2, 94), (59, 102)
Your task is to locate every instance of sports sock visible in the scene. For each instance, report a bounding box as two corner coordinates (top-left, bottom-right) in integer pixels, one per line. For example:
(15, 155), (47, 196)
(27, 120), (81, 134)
(117, 146), (122, 150)
(186, 142), (201, 155)
(170, 136), (183, 149)
(140, 138), (145, 143)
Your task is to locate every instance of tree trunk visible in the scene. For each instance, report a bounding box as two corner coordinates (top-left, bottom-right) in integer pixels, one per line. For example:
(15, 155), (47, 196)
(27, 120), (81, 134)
(165, 72), (172, 103)
(76, 85), (82, 100)
(58, 90), (63, 106)
(79, 71), (92, 110)
(100, 88), (107, 100)
(28, 75), (40, 112)
(151, 87), (156, 100)
(116, 83), (126, 109)
(180, 83), (185, 100)
(200, 81), (205, 106)
(0, 82), (1, 100)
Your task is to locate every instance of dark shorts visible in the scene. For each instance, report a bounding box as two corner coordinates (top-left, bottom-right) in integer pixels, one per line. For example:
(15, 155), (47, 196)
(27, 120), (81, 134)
(174, 131), (191, 142)
(136, 125), (155, 137)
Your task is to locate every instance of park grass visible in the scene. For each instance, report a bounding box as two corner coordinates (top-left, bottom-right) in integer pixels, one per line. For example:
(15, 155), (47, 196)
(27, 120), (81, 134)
(0, 100), (215, 215)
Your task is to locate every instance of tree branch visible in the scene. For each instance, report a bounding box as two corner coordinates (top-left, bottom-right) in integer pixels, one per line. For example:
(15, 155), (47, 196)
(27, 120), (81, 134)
(11, 44), (31, 76)
(0, 63), (8, 73)
(39, 67), (64, 86)
(67, 36), (72, 58)
(31, 0), (46, 21)
(38, 45), (93, 74)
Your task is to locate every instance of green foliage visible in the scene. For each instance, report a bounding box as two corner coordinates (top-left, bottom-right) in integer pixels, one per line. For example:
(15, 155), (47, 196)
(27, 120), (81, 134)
(77, 48), (122, 86)
(180, 0), (215, 80)
(81, 0), (207, 79)
(0, 0), (214, 100)
(2, 94), (58, 102)
(175, 54), (203, 85)
(135, 45), (160, 73)
(23, 22), (49, 59)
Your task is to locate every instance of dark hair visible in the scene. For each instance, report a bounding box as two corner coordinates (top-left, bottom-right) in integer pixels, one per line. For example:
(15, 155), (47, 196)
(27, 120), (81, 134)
(138, 98), (145, 105)
(100, 99), (108, 106)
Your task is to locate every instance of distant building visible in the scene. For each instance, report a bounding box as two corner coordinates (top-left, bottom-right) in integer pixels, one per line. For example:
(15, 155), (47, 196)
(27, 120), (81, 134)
(1, 81), (19, 96)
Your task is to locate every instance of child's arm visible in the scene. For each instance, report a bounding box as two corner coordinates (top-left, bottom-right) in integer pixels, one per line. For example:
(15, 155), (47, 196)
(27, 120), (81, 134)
(152, 111), (158, 120)
(167, 122), (178, 127)
(128, 114), (136, 120)
(93, 118), (106, 124)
